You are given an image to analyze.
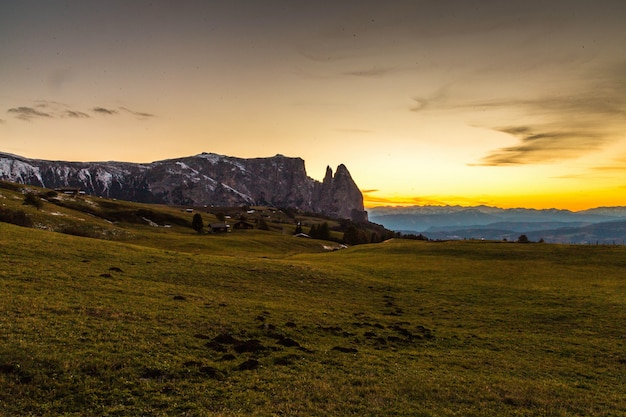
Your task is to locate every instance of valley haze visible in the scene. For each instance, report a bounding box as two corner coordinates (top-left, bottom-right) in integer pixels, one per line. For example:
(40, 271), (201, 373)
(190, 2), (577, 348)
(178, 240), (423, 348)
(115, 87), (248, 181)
(369, 205), (626, 244)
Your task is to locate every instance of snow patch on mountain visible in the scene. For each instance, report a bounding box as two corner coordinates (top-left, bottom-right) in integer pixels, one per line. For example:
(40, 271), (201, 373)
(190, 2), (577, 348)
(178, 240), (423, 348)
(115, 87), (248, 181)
(77, 168), (95, 191)
(196, 152), (224, 164)
(175, 161), (198, 174)
(1, 157), (45, 187)
(220, 182), (253, 202)
(95, 169), (114, 194)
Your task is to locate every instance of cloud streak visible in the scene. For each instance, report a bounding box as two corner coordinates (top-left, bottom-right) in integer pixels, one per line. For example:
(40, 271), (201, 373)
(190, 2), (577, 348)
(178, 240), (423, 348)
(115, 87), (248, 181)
(6, 102), (154, 122)
(64, 110), (90, 118)
(7, 106), (52, 121)
(120, 107), (155, 119)
(474, 127), (606, 166)
(410, 86), (451, 112)
(412, 62), (626, 166)
(362, 189), (484, 207)
(92, 107), (118, 115)
(589, 157), (626, 172)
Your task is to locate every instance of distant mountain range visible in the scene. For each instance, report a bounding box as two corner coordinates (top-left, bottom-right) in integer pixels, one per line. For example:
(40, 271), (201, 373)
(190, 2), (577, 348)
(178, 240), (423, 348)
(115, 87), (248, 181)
(0, 151), (367, 221)
(368, 205), (626, 244)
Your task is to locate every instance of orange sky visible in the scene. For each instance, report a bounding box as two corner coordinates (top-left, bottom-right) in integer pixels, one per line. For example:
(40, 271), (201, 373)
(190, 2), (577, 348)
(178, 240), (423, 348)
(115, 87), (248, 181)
(1, 1), (625, 211)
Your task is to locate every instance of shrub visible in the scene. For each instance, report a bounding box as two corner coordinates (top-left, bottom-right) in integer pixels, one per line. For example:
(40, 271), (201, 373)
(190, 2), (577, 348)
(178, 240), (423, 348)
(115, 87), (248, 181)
(0, 181), (23, 192)
(58, 224), (99, 238)
(23, 192), (43, 210)
(0, 207), (33, 227)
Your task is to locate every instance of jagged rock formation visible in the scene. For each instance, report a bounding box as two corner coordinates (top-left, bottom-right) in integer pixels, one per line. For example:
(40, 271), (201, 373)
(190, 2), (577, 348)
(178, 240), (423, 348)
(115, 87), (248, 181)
(313, 165), (367, 223)
(0, 152), (367, 221)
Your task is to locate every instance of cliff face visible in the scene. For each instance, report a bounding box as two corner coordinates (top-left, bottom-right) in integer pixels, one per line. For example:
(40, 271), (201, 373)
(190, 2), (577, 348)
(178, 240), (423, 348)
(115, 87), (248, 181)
(0, 152), (367, 221)
(313, 164), (367, 222)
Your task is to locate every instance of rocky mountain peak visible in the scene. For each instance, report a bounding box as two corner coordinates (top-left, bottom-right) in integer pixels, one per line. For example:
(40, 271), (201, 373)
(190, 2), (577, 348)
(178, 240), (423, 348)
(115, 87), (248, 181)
(323, 166), (333, 184)
(0, 151), (367, 221)
(312, 163), (367, 222)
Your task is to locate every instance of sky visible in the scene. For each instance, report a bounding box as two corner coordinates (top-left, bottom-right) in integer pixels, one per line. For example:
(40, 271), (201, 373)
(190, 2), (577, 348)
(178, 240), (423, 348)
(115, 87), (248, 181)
(1, 1), (626, 210)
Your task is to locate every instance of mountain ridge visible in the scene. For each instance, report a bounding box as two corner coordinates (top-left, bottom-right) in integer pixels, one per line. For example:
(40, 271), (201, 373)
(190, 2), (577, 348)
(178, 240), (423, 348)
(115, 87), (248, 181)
(0, 151), (367, 221)
(368, 204), (626, 244)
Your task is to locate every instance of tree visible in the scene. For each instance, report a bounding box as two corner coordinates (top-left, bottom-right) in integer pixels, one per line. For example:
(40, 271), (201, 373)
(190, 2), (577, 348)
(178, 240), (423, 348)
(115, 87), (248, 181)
(23, 192), (43, 210)
(317, 222), (330, 240)
(294, 222), (303, 234)
(343, 225), (369, 245)
(192, 213), (204, 234)
(258, 218), (270, 230)
(517, 234), (530, 243)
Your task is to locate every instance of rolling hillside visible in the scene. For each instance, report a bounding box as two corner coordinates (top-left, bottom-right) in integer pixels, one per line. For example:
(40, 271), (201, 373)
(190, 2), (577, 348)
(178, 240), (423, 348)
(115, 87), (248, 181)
(2, 184), (625, 415)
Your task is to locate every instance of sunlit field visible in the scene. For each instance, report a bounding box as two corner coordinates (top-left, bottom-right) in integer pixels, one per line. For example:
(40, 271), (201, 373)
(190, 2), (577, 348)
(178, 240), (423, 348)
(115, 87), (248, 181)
(1, 187), (625, 416)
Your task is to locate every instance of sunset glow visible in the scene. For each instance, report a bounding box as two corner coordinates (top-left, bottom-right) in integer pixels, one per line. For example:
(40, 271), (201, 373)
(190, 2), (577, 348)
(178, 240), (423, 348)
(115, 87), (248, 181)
(2, 1), (625, 211)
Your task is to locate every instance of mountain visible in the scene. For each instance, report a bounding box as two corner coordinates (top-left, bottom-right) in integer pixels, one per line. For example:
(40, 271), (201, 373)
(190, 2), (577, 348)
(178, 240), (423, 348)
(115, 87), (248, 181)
(0, 152), (367, 221)
(368, 205), (626, 244)
(369, 205), (626, 232)
(524, 220), (626, 244)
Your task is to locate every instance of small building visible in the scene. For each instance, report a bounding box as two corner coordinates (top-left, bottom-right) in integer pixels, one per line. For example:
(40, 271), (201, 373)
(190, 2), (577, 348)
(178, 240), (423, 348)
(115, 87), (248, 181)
(54, 187), (84, 196)
(209, 223), (230, 233)
(233, 221), (254, 230)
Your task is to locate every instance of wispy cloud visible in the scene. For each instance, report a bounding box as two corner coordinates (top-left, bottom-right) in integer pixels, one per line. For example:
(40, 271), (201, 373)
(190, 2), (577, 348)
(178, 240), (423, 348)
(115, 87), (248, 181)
(7, 106), (52, 121)
(412, 62), (626, 166)
(589, 157), (626, 172)
(64, 110), (90, 118)
(472, 89), (624, 165)
(410, 86), (451, 112)
(7, 101), (84, 121)
(7, 102), (155, 122)
(474, 126), (606, 166)
(120, 107), (154, 119)
(92, 107), (118, 115)
(362, 190), (460, 207)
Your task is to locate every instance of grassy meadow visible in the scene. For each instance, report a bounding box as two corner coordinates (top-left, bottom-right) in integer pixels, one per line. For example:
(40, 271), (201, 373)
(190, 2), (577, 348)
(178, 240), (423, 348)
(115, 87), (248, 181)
(1, 186), (625, 416)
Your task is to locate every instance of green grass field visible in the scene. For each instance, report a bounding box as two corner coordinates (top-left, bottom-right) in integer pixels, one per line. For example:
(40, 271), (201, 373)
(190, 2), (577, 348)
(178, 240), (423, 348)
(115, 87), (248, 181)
(1, 187), (625, 416)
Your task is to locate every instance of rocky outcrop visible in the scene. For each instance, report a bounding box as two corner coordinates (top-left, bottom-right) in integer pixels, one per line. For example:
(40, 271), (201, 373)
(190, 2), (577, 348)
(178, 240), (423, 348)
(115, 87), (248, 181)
(313, 164), (367, 222)
(0, 152), (367, 221)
